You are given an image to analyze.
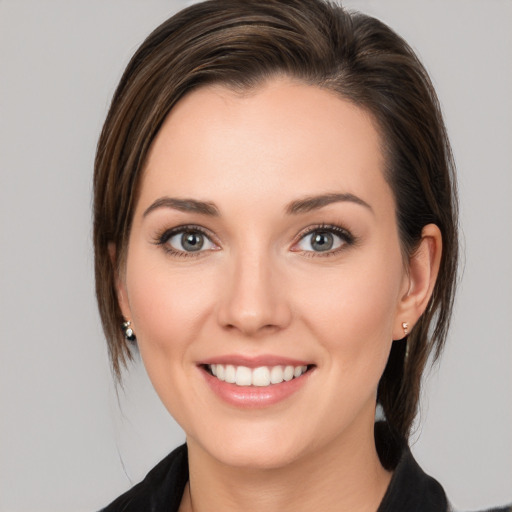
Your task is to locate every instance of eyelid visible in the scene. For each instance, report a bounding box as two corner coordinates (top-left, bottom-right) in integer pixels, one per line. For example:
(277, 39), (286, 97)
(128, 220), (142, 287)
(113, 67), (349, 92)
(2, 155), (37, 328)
(291, 224), (355, 255)
(153, 224), (220, 256)
(152, 223), (354, 257)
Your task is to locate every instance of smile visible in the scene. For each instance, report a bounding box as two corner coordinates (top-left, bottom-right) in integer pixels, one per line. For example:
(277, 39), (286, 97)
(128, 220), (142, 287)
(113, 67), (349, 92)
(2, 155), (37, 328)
(208, 364), (309, 387)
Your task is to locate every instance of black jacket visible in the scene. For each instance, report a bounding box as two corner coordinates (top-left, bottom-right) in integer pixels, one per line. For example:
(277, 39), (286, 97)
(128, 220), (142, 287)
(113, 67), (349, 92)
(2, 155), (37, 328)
(100, 422), (511, 512)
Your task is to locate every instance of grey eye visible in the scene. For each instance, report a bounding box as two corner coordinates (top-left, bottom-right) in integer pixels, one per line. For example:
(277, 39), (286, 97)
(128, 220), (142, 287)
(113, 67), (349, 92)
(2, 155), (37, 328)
(181, 232), (204, 251)
(168, 230), (215, 252)
(297, 230), (344, 252)
(310, 232), (334, 251)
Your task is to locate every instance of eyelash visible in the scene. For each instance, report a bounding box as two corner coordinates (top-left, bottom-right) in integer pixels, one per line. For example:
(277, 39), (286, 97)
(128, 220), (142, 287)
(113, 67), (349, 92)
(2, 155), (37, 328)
(153, 225), (217, 258)
(292, 223), (356, 257)
(153, 223), (356, 258)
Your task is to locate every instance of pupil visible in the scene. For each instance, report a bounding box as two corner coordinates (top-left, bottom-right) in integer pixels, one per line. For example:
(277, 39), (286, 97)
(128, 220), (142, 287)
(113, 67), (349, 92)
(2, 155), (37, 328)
(182, 232), (203, 252)
(312, 232), (333, 251)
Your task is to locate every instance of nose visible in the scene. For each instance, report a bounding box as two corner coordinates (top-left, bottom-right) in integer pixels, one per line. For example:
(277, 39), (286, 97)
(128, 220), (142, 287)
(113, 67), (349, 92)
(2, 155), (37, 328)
(216, 249), (292, 337)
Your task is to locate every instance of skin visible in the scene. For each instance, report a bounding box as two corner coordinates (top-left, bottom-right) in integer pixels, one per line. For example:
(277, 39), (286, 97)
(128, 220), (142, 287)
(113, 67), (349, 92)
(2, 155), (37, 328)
(115, 78), (441, 512)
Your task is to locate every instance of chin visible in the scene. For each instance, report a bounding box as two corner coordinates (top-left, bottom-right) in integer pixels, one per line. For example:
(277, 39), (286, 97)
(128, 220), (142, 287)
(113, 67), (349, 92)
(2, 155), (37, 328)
(215, 443), (303, 471)
(190, 424), (312, 471)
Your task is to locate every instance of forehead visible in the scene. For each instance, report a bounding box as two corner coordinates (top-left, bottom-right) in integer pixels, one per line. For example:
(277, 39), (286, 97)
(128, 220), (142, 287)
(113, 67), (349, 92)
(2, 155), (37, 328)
(139, 78), (390, 214)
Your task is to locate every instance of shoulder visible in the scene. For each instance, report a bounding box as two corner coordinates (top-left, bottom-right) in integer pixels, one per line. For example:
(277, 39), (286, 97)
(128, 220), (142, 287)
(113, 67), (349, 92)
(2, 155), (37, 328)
(454, 507), (512, 512)
(375, 422), (511, 512)
(98, 444), (189, 512)
(375, 421), (448, 511)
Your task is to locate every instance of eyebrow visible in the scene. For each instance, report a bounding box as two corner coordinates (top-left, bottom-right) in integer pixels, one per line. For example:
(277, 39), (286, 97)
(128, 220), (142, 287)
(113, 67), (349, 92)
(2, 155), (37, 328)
(285, 192), (373, 215)
(143, 197), (219, 217)
(142, 192), (372, 218)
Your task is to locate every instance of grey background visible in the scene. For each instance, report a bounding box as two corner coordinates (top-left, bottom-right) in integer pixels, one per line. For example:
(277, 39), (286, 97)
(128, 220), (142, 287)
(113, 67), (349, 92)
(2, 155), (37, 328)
(0, 1), (510, 511)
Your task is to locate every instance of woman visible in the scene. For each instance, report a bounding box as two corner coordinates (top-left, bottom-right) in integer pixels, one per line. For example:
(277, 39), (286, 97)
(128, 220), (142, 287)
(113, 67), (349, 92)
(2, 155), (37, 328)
(93, 0), (509, 510)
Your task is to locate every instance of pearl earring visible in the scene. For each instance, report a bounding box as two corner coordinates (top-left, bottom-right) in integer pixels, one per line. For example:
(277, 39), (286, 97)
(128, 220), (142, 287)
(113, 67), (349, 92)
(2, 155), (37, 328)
(122, 320), (136, 342)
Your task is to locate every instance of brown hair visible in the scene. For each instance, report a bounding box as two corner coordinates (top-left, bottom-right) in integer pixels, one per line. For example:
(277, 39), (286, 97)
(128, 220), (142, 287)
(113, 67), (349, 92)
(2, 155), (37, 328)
(93, 0), (458, 440)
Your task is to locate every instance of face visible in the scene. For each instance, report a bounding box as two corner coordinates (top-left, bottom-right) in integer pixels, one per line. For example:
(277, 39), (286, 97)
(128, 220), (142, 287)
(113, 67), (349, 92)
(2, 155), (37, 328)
(117, 79), (411, 469)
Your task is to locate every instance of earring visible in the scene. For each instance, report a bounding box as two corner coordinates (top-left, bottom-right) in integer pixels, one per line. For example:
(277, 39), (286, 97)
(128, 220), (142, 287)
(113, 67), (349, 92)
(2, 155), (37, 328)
(402, 322), (409, 336)
(122, 320), (136, 342)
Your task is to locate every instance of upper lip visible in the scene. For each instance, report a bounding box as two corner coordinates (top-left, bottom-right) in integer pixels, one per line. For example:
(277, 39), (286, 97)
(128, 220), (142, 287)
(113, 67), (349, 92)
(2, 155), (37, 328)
(197, 354), (313, 368)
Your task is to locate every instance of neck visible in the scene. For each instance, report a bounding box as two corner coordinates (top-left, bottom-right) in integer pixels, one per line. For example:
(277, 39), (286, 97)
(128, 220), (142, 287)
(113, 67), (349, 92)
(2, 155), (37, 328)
(180, 412), (392, 512)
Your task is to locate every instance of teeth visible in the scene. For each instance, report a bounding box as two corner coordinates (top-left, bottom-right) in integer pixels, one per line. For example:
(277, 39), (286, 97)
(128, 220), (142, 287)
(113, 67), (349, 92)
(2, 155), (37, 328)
(270, 366), (283, 384)
(225, 364), (236, 383)
(294, 366), (304, 378)
(283, 365), (294, 381)
(208, 364), (309, 387)
(235, 366), (252, 386)
(252, 367), (270, 386)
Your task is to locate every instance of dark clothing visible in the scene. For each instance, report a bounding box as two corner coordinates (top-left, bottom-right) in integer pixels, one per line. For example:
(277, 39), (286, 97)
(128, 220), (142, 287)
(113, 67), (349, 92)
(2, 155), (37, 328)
(100, 443), (188, 512)
(100, 422), (510, 512)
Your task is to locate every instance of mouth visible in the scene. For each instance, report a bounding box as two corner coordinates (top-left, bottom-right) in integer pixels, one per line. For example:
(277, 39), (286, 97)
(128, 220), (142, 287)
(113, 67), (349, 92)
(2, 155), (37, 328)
(198, 356), (315, 407)
(203, 363), (313, 387)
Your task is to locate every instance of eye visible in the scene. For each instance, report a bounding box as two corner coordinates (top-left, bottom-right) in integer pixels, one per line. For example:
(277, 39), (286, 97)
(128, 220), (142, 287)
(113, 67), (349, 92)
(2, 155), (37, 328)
(157, 227), (217, 255)
(294, 226), (353, 254)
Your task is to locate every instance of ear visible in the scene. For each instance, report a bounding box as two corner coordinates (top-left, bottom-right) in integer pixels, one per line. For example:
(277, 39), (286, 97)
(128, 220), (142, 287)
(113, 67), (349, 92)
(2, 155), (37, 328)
(108, 242), (132, 321)
(393, 224), (442, 340)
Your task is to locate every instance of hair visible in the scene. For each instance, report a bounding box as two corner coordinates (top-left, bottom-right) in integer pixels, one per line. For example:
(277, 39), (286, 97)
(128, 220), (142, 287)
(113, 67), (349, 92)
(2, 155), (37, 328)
(93, 0), (458, 440)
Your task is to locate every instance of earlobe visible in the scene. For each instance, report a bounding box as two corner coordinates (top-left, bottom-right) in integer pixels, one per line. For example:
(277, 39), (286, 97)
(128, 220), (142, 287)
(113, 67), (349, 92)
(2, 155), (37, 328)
(108, 242), (132, 321)
(393, 224), (442, 339)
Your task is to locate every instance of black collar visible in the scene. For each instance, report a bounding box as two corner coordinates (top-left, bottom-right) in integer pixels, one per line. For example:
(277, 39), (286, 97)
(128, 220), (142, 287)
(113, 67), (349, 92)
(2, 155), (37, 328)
(375, 422), (447, 511)
(100, 422), (449, 511)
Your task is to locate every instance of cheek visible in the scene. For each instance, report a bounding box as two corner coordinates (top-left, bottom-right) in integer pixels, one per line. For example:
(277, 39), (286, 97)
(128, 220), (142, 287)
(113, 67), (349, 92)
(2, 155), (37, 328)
(295, 252), (403, 373)
(122, 251), (220, 422)
(124, 251), (216, 360)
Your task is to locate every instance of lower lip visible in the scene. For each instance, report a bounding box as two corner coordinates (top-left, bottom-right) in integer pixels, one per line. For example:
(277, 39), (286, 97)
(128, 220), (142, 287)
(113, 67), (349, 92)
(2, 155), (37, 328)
(201, 367), (313, 408)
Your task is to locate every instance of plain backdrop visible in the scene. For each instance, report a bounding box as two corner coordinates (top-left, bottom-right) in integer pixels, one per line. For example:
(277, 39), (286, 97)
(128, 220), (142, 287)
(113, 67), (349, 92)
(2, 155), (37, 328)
(0, 1), (511, 511)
